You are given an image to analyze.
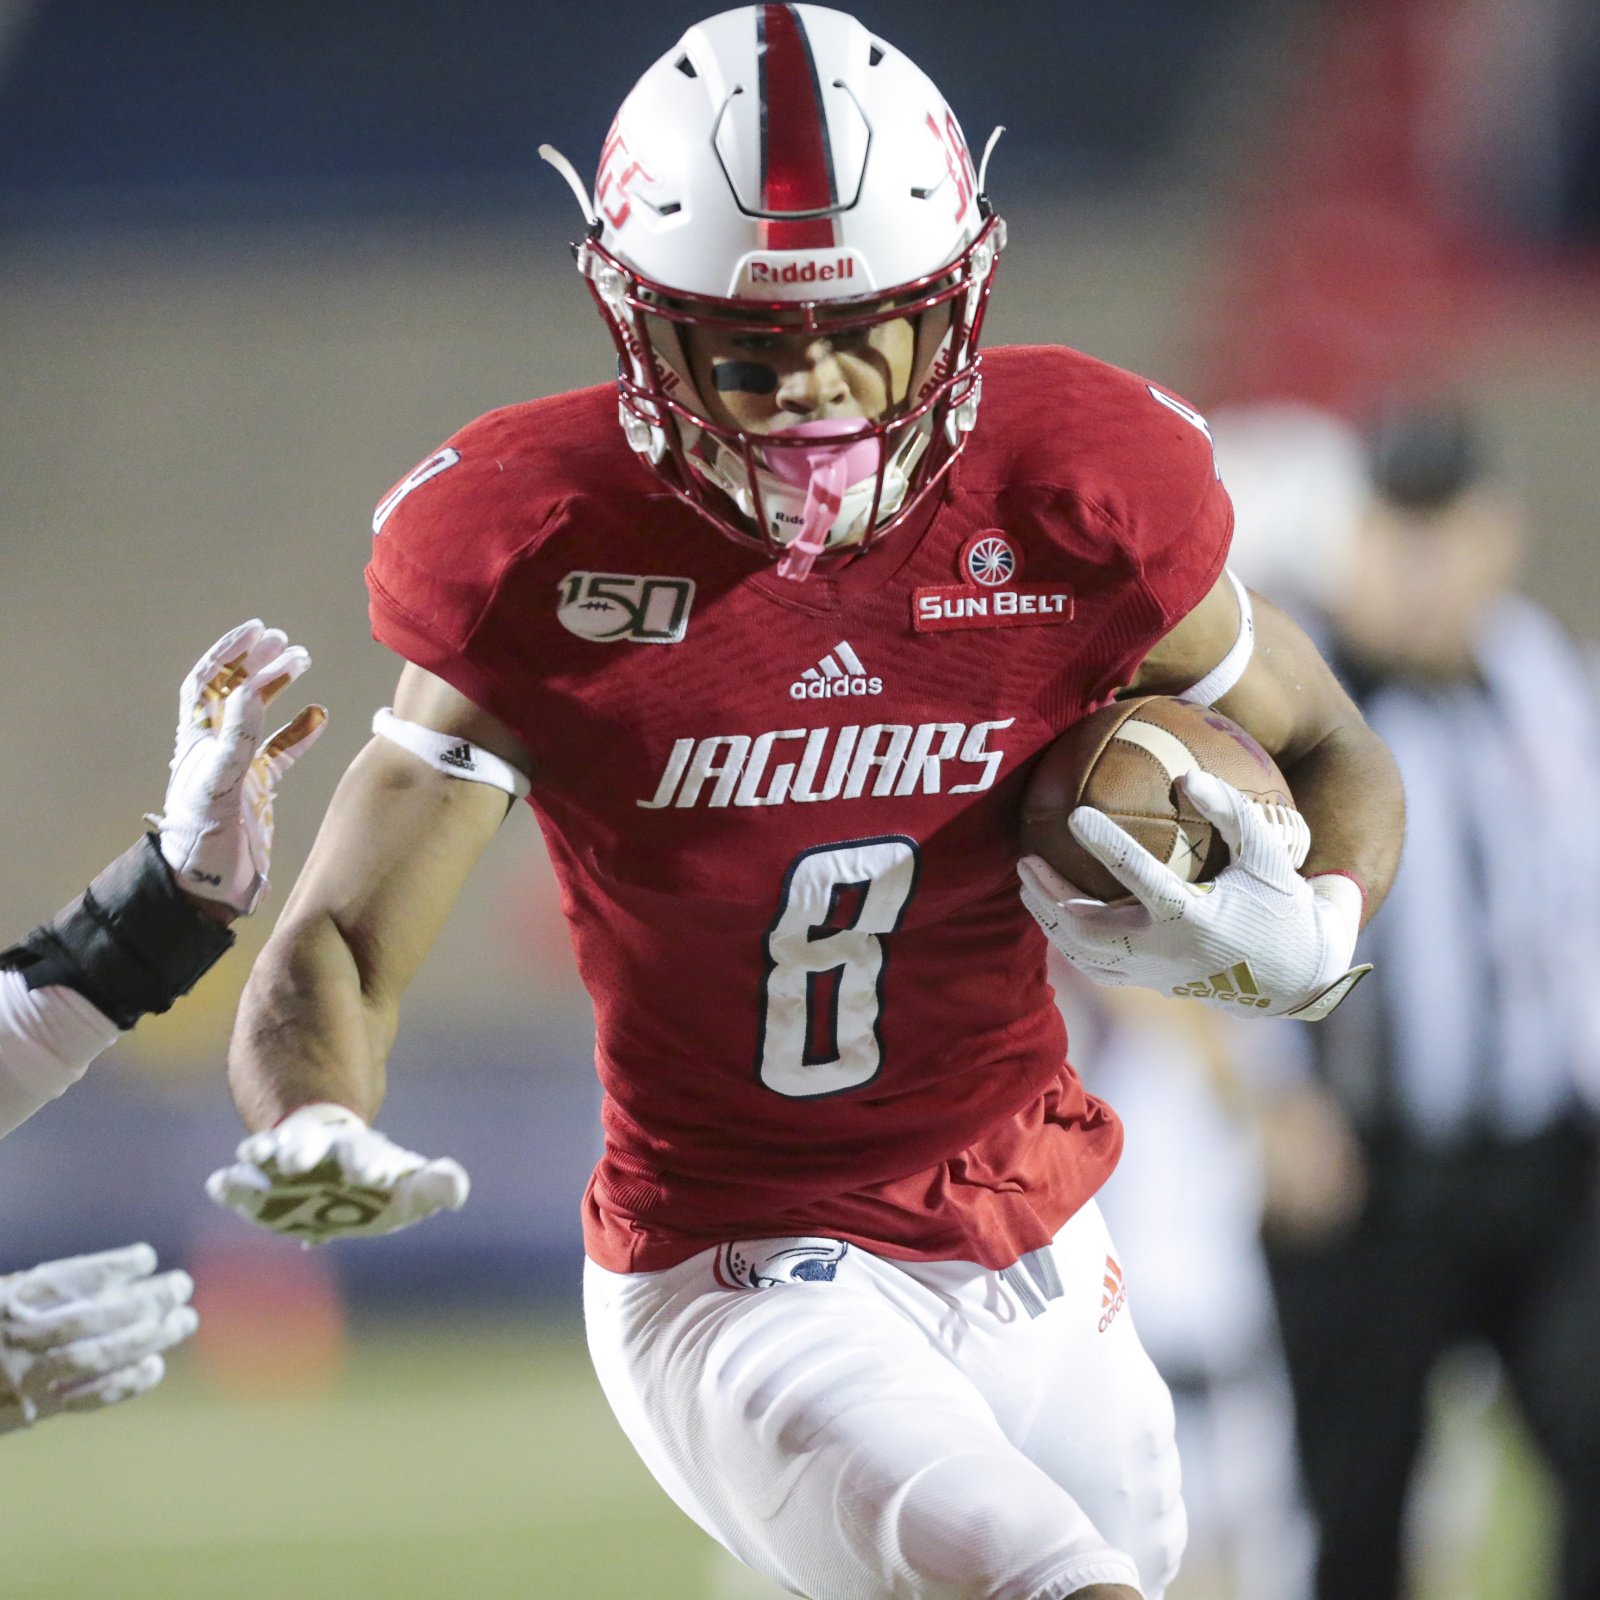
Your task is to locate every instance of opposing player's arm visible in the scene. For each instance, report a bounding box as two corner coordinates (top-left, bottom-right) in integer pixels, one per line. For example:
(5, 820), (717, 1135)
(1130, 572), (1403, 918)
(228, 664), (527, 1132)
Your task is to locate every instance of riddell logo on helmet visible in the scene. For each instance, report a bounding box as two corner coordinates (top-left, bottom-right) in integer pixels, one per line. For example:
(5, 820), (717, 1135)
(747, 256), (854, 286)
(733, 249), (873, 300)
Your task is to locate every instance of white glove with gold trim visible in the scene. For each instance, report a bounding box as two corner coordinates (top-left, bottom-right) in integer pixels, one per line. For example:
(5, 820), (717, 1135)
(206, 1103), (470, 1245)
(0, 1244), (197, 1435)
(156, 620), (327, 915)
(1019, 769), (1371, 1020)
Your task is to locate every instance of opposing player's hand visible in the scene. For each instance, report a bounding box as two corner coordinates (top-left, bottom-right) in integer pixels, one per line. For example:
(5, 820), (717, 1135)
(0, 1244), (197, 1436)
(1019, 769), (1370, 1020)
(206, 1103), (470, 1245)
(157, 619), (328, 916)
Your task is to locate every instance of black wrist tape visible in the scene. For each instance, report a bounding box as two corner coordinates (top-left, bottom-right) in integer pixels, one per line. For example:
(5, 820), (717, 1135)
(0, 834), (235, 1029)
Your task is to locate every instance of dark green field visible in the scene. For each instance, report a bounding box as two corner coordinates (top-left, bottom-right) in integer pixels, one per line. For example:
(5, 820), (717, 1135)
(0, 1320), (738, 1600)
(0, 1318), (1552, 1600)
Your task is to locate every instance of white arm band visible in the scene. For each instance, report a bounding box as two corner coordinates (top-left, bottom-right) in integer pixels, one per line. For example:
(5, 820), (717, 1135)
(1177, 569), (1254, 707)
(0, 969), (119, 1141)
(373, 709), (531, 800)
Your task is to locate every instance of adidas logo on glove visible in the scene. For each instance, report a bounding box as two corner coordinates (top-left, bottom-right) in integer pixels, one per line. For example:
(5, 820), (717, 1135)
(1171, 961), (1272, 1009)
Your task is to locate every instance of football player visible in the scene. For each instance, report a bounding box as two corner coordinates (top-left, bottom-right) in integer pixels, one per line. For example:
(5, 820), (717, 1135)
(209, 9), (1403, 1597)
(0, 621), (323, 1435)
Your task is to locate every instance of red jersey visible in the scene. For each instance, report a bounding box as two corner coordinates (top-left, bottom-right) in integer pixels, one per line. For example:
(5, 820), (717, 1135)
(366, 343), (1231, 1274)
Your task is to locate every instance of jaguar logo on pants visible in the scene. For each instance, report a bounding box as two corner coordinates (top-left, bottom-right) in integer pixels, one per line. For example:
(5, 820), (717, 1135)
(715, 1237), (849, 1290)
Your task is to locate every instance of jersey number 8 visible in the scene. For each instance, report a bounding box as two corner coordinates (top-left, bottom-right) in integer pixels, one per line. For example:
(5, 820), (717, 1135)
(756, 836), (922, 1098)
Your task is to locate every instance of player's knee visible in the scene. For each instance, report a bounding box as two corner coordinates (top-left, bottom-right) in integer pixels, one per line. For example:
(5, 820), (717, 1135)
(882, 1454), (1125, 1599)
(1141, 1487), (1187, 1597)
(1123, 1411), (1185, 1596)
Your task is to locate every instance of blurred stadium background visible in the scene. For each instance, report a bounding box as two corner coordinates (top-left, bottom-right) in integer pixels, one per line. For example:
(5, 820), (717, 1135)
(1, 1), (1597, 1596)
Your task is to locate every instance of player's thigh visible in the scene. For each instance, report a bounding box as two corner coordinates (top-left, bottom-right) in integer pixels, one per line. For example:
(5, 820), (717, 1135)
(585, 1246), (1137, 1600)
(1012, 1200), (1186, 1595)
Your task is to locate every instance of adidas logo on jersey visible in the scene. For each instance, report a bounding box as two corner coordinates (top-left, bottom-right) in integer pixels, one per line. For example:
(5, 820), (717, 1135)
(1098, 1255), (1127, 1332)
(638, 718), (1015, 810)
(790, 641), (883, 701)
(1171, 961), (1272, 1009)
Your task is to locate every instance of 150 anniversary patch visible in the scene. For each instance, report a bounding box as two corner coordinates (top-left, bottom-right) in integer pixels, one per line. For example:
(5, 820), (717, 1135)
(557, 572), (695, 643)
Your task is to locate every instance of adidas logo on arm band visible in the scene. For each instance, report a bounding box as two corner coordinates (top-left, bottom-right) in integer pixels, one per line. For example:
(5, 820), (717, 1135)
(1178, 570), (1255, 708)
(372, 710), (531, 800)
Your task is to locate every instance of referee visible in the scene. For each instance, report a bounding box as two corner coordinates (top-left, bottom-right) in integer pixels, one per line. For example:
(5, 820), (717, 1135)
(1265, 410), (1600, 1600)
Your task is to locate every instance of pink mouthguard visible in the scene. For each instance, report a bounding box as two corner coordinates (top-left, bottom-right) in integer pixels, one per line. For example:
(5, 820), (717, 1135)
(762, 420), (881, 582)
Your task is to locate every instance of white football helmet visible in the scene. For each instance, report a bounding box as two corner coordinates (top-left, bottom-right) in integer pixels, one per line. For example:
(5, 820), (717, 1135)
(542, 4), (1005, 579)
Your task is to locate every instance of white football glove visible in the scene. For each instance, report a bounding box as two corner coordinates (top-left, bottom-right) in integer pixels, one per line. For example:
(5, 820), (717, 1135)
(156, 619), (327, 915)
(0, 1244), (198, 1435)
(206, 1103), (470, 1245)
(1019, 768), (1372, 1021)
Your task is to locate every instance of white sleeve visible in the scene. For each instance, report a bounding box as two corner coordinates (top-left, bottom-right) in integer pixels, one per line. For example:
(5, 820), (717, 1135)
(1177, 569), (1255, 708)
(0, 969), (120, 1141)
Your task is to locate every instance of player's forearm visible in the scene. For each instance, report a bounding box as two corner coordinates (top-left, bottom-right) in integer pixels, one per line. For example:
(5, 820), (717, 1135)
(0, 970), (119, 1139)
(1210, 595), (1404, 921)
(228, 910), (397, 1131)
(1279, 718), (1404, 920)
(226, 734), (510, 1132)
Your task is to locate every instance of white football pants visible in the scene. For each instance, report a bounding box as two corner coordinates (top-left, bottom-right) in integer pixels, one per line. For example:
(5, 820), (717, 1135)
(584, 1199), (1184, 1600)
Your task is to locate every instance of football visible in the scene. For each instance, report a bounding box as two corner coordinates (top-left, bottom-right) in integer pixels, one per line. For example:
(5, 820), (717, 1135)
(1020, 696), (1297, 902)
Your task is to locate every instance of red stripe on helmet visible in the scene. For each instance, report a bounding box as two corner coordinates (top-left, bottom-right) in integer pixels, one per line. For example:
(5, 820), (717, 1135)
(757, 3), (836, 250)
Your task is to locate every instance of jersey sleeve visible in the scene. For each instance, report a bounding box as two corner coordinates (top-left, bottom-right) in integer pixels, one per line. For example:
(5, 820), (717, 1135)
(1060, 370), (1232, 631)
(985, 348), (1233, 639)
(985, 350), (1234, 696)
(1130, 386), (1234, 629)
(363, 408), (558, 729)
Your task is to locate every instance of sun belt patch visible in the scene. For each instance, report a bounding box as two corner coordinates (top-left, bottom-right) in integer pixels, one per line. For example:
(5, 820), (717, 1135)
(913, 529), (1073, 632)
